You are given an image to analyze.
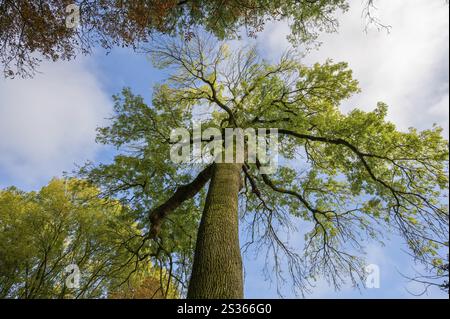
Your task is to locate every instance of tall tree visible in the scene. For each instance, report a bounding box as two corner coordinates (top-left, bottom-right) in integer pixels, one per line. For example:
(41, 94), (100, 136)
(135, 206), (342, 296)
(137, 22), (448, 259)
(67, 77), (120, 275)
(80, 35), (449, 298)
(1, 0), (352, 78)
(0, 178), (176, 298)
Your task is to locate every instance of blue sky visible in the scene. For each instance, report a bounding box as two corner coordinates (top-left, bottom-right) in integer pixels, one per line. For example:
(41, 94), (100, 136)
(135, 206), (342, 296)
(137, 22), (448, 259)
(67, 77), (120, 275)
(0, 0), (448, 298)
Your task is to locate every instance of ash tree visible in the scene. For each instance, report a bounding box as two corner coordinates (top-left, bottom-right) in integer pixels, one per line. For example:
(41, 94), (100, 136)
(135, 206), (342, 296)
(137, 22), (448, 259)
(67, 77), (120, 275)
(79, 34), (449, 298)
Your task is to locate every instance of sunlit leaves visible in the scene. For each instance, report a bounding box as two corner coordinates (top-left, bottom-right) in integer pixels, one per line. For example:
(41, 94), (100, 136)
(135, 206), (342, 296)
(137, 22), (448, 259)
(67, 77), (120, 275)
(0, 178), (150, 298)
(80, 36), (448, 295)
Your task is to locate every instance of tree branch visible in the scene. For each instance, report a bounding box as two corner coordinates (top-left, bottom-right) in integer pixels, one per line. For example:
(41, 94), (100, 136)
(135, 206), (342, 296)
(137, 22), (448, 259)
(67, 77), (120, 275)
(149, 165), (213, 238)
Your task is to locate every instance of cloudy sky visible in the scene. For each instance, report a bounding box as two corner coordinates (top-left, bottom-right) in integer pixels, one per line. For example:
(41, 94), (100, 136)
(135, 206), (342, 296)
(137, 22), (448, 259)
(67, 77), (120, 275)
(0, 0), (448, 298)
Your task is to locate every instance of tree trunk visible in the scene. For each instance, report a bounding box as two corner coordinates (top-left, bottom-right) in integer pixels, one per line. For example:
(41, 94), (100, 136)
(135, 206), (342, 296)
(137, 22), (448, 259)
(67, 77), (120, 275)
(187, 163), (244, 299)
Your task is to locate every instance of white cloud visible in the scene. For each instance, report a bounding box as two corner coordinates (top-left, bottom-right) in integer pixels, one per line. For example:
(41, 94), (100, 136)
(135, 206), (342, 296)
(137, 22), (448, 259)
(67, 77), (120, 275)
(254, 0), (450, 136)
(0, 58), (112, 189)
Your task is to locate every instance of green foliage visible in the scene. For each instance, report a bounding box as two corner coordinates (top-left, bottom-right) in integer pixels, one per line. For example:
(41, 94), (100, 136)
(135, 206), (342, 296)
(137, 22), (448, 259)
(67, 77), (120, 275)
(87, 36), (449, 294)
(109, 266), (179, 299)
(80, 88), (203, 296)
(0, 178), (174, 299)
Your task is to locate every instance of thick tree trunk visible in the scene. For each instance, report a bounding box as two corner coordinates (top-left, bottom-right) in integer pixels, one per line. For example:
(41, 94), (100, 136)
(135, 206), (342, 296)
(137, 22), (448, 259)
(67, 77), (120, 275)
(187, 163), (244, 299)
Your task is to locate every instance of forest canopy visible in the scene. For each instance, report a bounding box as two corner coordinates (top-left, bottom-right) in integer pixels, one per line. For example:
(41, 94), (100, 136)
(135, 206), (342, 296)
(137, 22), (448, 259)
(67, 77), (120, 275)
(0, 0), (448, 300)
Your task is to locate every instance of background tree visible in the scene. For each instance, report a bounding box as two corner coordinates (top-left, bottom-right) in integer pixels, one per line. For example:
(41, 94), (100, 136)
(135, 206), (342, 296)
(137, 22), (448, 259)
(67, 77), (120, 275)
(79, 35), (449, 298)
(0, 178), (176, 298)
(1, 0), (353, 78)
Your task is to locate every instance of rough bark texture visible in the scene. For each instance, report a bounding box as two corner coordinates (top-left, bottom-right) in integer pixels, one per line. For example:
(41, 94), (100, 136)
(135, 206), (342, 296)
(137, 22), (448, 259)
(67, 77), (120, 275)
(187, 163), (244, 299)
(149, 165), (213, 238)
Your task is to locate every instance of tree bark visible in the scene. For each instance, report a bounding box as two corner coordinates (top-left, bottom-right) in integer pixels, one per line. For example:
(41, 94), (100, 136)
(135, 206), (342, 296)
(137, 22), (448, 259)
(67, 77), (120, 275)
(187, 163), (244, 299)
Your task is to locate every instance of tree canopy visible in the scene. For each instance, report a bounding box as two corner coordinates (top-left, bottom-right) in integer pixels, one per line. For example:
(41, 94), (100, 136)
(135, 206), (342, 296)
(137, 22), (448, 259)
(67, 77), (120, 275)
(79, 35), (449, 296)
(1, 0), (351, 77)
(1, 0), (447, 298)
(0, 178), (177, 298)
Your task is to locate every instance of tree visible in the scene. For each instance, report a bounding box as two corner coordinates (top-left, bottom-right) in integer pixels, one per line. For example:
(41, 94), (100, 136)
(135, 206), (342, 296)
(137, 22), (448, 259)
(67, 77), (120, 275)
(0, 178), (176, 298)
(79, 35), (449, 298)
(1, 0), (352, 78)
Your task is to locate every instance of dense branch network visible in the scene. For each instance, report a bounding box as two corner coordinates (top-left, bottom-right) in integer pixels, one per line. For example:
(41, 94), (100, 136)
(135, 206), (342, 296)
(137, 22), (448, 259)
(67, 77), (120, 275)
(80, 34), (448, 295)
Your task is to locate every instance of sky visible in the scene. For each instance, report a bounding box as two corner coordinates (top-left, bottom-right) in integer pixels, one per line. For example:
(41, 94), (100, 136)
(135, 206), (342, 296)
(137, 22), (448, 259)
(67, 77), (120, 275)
(0, 0), (448, 298)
